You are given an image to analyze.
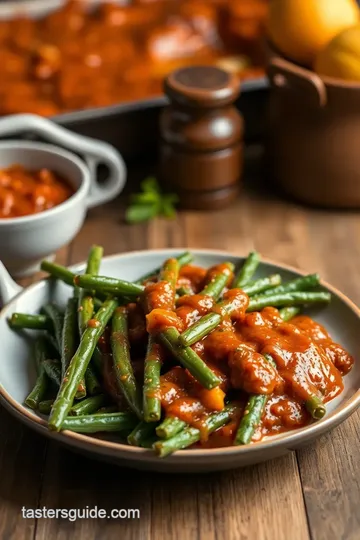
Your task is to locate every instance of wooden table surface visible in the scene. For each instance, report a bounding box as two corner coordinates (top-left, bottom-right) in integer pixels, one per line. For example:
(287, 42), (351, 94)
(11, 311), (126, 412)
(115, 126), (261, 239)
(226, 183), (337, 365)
(1, 149), (359, 540)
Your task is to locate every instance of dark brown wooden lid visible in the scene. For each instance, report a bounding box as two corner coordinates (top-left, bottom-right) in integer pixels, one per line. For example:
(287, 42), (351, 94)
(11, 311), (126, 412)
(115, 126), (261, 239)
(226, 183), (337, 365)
(164, 65), (241, 108)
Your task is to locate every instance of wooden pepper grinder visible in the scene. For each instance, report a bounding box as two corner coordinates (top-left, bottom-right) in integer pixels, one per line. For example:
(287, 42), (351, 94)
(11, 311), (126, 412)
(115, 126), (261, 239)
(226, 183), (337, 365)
(159, 65), (243, 210)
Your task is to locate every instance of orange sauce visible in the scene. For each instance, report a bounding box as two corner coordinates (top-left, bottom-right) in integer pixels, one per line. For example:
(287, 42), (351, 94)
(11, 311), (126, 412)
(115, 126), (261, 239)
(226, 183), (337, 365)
(0, 165), (73, 219)
(99, 262), (354, 448)
(144, 265), (354, 446)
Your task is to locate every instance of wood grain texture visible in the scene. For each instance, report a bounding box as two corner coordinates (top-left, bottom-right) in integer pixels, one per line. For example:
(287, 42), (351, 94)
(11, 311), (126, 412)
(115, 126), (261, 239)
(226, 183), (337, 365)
(1, 154), (359, 540)
(296, 212), (360, 540)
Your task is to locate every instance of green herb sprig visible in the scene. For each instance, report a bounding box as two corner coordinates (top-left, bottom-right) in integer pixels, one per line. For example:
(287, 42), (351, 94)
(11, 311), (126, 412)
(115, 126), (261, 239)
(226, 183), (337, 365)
(125, 177), (179, 224)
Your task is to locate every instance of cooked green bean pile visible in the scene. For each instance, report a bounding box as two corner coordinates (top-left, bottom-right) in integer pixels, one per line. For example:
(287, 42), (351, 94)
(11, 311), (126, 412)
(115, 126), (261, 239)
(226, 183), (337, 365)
(8, 247), (350, 458)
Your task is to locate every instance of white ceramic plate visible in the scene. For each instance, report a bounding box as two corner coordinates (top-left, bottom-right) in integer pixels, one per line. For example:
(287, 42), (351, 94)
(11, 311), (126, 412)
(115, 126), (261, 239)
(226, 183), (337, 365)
(0, 249), (359, 473)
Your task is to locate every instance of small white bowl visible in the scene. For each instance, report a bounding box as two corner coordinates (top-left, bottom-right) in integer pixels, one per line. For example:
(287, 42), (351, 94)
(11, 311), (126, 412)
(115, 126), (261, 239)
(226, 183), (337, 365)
(0, 114), (126, 276)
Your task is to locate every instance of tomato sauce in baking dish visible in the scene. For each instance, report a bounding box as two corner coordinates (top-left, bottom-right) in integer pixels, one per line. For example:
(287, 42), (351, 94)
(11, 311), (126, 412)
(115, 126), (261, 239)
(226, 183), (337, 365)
(0, 0), (268, 115)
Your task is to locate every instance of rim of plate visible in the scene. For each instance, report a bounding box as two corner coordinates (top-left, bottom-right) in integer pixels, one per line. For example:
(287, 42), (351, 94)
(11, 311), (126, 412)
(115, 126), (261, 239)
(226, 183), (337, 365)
(1, 248), (359, 460)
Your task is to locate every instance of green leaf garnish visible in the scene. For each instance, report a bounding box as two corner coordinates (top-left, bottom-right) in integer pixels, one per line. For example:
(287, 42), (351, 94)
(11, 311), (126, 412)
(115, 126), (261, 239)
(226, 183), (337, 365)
(125, 204), (158, 224)
(125, 177), (178, 224)
(141, 177), (160, 194)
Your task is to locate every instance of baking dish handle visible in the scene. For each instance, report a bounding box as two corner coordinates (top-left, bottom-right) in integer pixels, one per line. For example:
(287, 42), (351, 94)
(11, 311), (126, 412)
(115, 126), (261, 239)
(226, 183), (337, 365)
(0, 113), (127, 209)
(267, 56), (327, 108)
(0, 261), (23, 308)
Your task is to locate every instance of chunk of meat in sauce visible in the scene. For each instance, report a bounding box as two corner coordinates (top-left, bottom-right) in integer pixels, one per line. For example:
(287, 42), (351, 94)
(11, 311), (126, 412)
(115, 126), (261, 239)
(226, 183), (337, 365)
(176, 294), (215, 328)
(146, 308), (184, 335)
(178, 264), (207, 293)
(252, 395), (310, 441)
(237, 311), (344, 402)
(203, 329), (240, 362)
(229, 343), (279, 394)
(291, 315), (354, 375)
(143, 280), (176, 312)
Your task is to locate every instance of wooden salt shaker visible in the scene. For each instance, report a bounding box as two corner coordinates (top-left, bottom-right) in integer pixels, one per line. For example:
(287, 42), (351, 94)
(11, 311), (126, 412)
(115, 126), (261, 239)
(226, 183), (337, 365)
(159, 65), (243, 210)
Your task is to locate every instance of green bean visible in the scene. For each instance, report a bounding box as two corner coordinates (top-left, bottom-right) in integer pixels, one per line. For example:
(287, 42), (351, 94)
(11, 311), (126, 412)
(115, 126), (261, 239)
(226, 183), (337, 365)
(233, 251), (260, 288)
(156, 416), (187, 439)
(176, 286), (193, 297)
(179, 312), (220, 347)
(111, 307), (142, 419)
(154, 404), (236, 457)
(62, 412), (137, 434)
(78, 245), (103, 328)
(93, 297), (103, 310)
(256, 274), (320, 298)
(85, 245), (103, 277)
(201, 262), (235, 300)
(91, 347), (103, 374)
(247, 291), (331, 312)
(242, 274), (282, 296)
(61, 297), (84, 399)
(25, 375), (48, 410)
(136, 251), (193, 283)
(42, 359), (62, 387)
(8, 313), (52, 331)
(70, 394), (107, 416)
(41, 303), (64, 351)
(24, 337), (50, 409)
(38, 400), (54, 415)
(85, 365), (102, 395)
(95, 405), (119, 414)
(279, 306), (301, 321)
(159, 258), (180, 291)
(74, 275), (144, 297)
(45, 334), (60, 355)
(143, 257), (179, 421)
(159, 327), (221, 389)
(77, 247), (104, 400)
(235, 394), (268, 445)
(40, 260), (75, 286)
(143, 338), (162, 422)
(78, 296), (94, 336)
(140, 436), (159, 449)
(127, 421), (158, 447)
(75, 295), (93, 399)
(179, 293), (240, 347)
(61, 298), (78, 375)
(305, 396), (326, 420)
(48, 297), (118, 431)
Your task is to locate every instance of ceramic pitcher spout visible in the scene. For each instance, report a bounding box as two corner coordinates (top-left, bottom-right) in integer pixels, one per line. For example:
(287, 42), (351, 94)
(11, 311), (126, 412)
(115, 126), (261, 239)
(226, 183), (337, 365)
(0, 261), (23, 307)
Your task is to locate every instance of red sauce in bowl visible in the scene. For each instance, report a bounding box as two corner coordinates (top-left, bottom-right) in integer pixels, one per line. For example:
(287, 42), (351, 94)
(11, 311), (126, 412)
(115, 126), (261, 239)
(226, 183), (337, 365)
(0, 165), (74, 218)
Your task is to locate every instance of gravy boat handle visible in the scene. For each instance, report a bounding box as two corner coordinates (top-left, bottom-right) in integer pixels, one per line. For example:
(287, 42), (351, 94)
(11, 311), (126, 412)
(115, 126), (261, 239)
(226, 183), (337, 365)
(0, 261), (23, 308)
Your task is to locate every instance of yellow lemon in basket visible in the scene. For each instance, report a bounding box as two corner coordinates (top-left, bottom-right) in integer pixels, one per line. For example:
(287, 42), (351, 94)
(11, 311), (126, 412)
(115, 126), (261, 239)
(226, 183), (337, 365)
(315, 24), (360, 81)
(268, 0), (360, 66)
